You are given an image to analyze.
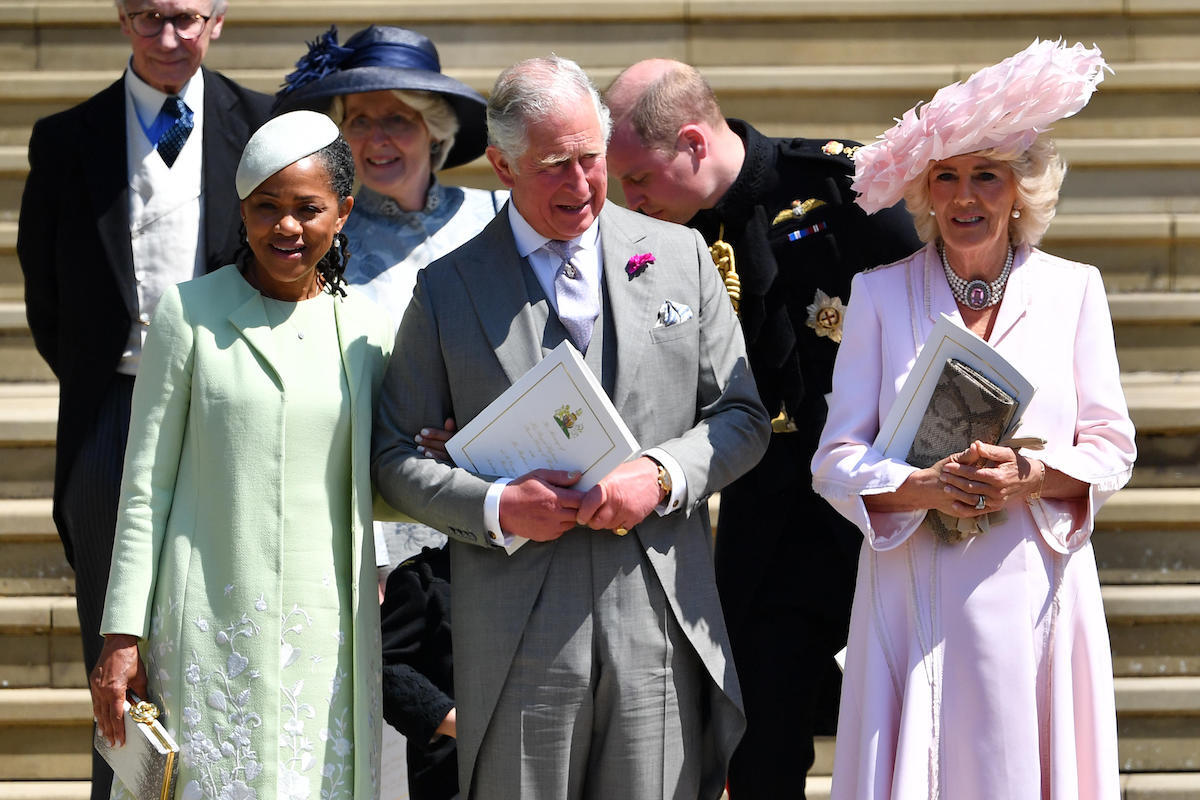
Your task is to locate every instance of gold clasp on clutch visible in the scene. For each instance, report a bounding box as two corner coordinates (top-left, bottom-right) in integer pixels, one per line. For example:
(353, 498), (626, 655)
(129, 700), (160, 724)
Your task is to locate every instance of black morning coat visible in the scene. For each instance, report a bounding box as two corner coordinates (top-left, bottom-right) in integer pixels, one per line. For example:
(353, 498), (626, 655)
(18, 67), (272, 563)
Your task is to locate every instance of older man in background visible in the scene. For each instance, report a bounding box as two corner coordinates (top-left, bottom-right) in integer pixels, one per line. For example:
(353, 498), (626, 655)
(18, 3), (270, 797)
(373, 55), (770, 799)
(605, 59), (921, 799)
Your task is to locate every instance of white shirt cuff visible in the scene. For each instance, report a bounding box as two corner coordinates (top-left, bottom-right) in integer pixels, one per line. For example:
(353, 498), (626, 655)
(373, 520), (390, 567)
(484, 477), (515, 547)
(644, 448), (686, 515)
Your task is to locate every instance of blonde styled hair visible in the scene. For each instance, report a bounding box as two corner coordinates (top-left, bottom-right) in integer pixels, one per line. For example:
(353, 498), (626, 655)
(902, 134), (1066, 247)
(330, 89), (460, 171)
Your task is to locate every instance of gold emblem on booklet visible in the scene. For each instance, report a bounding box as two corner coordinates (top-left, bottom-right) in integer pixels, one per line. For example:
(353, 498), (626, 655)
(553, 404), (585, 439)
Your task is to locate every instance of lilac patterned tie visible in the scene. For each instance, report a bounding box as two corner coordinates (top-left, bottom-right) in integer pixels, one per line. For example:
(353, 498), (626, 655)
(156, 96), (193, 168)
(544, 239), (598, 352)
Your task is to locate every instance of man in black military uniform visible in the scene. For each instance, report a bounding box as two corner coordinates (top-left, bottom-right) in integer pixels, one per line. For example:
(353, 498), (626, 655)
(606, 59), (922, 798)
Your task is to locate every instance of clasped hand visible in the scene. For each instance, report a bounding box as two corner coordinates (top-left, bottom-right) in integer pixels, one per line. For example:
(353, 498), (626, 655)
(939, 441), (1038, 516)
(499, 457), (663, 541)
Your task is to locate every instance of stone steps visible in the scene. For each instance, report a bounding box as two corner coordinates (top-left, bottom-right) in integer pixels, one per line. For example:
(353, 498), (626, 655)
(0, 382), (55, 498)
(1, 677), (1196, 779)
(6, 1), (1200, 74)
(2, 58), (1198, 147)
(1106, 585), (1200, 678)
(1125, 372), (1200, 487)
(1116, 676), (1200, 772)
(3, 579), (1194, 692)
(0, 498), (70, 597)
(0, 689), (92, 781)
(0, 301), (52, 382)
(0, 785), (89, 800)
(0, 595), (80, 689)
(1094, 487), (1200, 587)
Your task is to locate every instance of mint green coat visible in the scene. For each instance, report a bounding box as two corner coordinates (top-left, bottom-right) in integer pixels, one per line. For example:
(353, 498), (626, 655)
(101, 265), (394, 800)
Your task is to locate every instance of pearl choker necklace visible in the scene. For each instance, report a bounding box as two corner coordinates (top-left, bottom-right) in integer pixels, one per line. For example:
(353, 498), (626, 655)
(939, 244), (1014, 311)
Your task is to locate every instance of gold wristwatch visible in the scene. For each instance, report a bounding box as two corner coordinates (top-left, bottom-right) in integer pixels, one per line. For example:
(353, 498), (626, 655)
(654, 460), (672, 501)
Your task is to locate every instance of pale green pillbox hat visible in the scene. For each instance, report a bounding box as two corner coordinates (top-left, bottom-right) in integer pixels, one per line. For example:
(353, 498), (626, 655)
(235, 110), (340, 200)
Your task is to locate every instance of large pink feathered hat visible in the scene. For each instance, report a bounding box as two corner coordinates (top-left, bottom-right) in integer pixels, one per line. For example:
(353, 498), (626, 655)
(851, 39), (1110, 214)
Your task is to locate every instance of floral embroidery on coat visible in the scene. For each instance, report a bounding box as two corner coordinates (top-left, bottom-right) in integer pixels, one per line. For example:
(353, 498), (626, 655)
(111, 588), (355, 800)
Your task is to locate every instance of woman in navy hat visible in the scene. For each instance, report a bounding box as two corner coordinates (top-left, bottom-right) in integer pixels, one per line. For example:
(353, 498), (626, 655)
(275, 28), (499, 800)
(276, 25), (506, 324)
(275, 27), (503, 568)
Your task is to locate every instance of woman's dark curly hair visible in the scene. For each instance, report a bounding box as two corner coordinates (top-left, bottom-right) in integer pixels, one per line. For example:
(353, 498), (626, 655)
(237, 134), (357, 297)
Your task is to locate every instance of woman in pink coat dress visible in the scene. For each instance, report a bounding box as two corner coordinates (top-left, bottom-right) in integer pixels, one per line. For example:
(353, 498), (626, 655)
(811, 41), (1136, 800)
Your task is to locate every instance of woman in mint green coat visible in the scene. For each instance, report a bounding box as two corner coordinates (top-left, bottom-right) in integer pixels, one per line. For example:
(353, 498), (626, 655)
(90, 112), (393, 800)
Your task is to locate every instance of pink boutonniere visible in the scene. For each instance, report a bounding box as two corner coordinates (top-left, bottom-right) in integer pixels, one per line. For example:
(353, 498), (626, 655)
(626, 252), (655, 279)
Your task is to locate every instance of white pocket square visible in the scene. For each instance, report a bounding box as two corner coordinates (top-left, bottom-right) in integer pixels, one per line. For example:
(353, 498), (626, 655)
(655, 299), (694, 328)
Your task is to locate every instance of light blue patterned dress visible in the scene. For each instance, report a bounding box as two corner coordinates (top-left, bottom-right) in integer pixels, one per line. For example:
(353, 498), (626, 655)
(343, 180), (506, 565)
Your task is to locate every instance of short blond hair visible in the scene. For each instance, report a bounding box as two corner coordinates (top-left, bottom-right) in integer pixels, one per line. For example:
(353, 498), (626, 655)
(902, 134), (1066, 247)
(330, 90), (460, 171)
(611, 62), (723, 153)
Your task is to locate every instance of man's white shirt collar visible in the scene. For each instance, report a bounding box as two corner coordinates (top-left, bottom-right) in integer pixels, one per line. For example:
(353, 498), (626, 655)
(507, 201), (601, 260)
(506, 202), (603, 316)
(125, 60), (205, 139)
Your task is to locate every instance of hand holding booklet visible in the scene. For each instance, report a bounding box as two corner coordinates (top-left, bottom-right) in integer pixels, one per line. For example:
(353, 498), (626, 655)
(446, 341), (640, 553)
(873, 314), (1039, 543)
(874, 313), (1035, 460)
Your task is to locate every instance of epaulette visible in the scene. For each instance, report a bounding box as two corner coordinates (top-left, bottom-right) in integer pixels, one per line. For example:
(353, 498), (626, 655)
(818, 139), (863, 160)
(778, 137), (865, 164)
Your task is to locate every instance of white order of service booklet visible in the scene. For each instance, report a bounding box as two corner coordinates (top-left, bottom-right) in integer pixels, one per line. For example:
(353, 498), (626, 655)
(872, 313), (1037, 459)
(446, 341), (640, 553)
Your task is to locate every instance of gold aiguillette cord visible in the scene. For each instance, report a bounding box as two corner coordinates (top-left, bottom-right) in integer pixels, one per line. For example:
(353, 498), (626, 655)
(708, 224), (741, 315)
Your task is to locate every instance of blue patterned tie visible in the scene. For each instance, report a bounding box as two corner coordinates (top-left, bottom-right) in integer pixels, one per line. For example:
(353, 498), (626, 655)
(156, 96), (193, 168)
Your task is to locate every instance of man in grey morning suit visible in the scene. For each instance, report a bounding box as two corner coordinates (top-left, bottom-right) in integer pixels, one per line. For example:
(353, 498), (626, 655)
(372, 56), (770, 800)
(18, 3), (270, 799)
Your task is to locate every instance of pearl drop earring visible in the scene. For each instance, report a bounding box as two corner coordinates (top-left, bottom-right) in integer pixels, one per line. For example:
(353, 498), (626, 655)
(1011, 208), (1022, 219)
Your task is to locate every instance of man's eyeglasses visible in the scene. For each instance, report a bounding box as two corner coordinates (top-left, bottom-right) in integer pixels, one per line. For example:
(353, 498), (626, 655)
(126, 11), (211, 40)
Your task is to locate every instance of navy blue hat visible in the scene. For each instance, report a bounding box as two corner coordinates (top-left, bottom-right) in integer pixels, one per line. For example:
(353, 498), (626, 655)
(274, 26), (487, 170)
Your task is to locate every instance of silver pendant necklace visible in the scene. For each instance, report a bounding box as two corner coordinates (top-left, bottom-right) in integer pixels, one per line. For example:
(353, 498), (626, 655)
(939, 243), (1013, 311)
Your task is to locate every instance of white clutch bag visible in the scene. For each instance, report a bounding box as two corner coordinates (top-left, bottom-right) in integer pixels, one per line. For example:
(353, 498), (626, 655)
(93, 694), (179, 800)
